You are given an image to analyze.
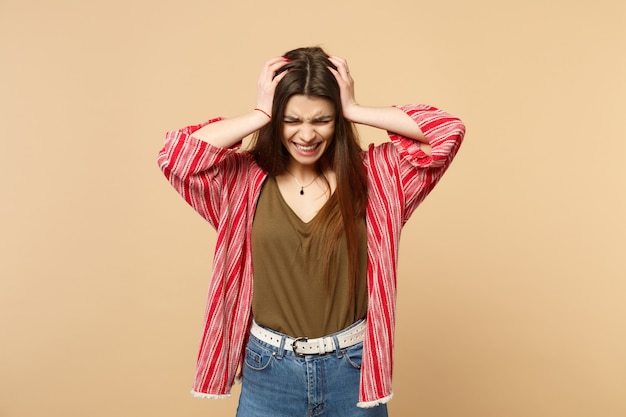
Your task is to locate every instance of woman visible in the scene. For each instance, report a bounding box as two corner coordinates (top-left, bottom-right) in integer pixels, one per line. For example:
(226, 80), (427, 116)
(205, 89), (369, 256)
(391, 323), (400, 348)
(158, 46), (465, 416)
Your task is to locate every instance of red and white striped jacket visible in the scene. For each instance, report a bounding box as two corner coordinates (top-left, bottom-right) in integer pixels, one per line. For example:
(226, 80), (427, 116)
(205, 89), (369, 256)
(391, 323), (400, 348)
(158, 104), (465, 407)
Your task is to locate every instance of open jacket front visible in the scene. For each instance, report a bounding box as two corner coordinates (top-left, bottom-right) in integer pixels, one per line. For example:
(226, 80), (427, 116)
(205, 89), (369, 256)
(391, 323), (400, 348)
(157, 104), (465, 407)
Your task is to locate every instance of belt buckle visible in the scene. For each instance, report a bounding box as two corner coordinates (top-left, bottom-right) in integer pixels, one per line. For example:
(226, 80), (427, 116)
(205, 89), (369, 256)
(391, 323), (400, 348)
(292, 337), (308, 357)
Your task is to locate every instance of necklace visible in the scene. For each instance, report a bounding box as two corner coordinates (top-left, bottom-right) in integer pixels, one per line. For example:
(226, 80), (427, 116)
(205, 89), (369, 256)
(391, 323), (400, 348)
(286, 170), (319, 195)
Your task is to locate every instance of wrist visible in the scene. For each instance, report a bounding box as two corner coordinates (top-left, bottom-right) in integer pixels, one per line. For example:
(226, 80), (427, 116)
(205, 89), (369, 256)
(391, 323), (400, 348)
(253, 107), (272, 120)
(342, 103), (363, 123)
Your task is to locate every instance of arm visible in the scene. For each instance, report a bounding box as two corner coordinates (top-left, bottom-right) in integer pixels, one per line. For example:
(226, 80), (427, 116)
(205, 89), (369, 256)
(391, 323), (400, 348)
(364, 104), (465, 224)
(328, 56), (465, 221)
(186, 56), (290, 148)
(157, 57), (291, 226)
(327, 56), (428, 144)
(190, 110), (271, 148)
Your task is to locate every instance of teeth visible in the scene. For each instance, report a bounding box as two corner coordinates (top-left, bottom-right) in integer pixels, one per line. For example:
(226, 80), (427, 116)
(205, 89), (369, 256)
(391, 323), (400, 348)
(294, 143), (318, 152)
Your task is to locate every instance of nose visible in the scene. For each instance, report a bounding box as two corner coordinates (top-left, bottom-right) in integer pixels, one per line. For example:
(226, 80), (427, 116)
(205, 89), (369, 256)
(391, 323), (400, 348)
(298, 123), (316, 142)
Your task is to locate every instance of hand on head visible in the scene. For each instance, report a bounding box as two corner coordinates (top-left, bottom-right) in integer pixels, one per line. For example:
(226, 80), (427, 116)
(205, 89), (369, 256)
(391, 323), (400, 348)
(256, 56), (290, 117)
(327, 56), (359, 118)
(257, 48), (359, 122)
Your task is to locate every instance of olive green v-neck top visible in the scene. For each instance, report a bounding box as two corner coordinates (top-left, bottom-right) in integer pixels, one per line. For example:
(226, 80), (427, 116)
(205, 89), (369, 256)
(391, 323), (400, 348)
(251, 176), (367, 339)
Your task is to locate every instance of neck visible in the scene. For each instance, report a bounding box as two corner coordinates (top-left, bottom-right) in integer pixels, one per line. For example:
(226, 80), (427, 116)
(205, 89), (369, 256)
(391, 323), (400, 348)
(285, 164), (319, 183)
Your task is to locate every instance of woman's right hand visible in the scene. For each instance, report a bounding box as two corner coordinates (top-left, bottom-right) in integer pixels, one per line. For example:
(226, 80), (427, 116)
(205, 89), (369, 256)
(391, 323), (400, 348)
(182, 56), (289, 148)
(256, 56), (290, 117)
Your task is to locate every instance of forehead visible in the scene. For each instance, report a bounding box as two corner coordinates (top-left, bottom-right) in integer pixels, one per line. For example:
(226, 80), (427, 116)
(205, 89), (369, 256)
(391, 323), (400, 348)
(284, 95), (334, 117)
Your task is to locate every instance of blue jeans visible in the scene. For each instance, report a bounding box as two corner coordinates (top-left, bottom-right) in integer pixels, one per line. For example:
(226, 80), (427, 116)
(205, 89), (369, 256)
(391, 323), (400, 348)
(236, 323), (389, 417)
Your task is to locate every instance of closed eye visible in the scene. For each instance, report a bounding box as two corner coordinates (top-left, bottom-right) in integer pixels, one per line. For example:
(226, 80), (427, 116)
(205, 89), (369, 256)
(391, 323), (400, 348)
(282, 116), (334, 124)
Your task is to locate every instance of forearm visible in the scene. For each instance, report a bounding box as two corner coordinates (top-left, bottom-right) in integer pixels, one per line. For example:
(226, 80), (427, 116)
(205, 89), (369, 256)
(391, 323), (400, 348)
(189, 56), (289, 148)
(345, 105), (428, 144)
(189, 110), (270, 148)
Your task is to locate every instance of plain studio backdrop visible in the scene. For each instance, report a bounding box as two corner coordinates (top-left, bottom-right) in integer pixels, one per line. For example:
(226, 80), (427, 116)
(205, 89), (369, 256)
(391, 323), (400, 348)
(1, 0), (624, 416)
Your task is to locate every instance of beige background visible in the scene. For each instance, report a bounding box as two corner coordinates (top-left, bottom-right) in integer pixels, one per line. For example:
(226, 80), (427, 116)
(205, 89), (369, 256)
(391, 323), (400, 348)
(1, 0), (625, 416)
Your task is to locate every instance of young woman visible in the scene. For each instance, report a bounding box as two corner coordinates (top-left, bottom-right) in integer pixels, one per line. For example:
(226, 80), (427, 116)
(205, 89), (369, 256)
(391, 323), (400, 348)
(158, 46), (465, 417)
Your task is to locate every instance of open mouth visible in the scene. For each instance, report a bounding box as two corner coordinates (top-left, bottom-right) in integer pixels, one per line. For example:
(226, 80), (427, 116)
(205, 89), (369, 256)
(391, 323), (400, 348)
(293, 142), (321, 153)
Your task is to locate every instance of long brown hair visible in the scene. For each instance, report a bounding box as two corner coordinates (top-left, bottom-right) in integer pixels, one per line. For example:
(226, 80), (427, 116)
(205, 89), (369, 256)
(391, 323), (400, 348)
(249, 46), (368, 295)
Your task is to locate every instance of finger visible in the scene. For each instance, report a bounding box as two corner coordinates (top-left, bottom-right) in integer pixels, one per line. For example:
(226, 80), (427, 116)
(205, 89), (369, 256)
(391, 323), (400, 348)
(326, 65), (344, 83)
(328, 55), (346, 65)
(261, 57), (289, 78)
(328, 56), (350, 75)
(271, 66), (289, 85)
(265, 56), (289, 66)
(327, 65), (351, 88)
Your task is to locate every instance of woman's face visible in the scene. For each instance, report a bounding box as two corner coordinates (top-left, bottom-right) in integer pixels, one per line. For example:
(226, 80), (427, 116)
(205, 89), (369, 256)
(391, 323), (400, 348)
(281, 95), (335, 169)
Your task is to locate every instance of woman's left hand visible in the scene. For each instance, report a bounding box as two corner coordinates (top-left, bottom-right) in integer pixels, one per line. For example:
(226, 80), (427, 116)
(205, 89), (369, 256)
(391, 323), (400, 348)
(328, 56), (359, 120)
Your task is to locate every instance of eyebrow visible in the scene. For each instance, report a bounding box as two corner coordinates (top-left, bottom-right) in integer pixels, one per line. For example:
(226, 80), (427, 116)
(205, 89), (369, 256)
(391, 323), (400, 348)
(283, 115), (334, 122)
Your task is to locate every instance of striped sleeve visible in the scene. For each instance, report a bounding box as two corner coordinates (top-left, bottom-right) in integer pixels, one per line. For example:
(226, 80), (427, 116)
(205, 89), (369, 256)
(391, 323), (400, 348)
(157, 118), (244, 228)
(389, 104), (466, 223)
(358, 104), (464, 406)
(158, 119), (262, 397)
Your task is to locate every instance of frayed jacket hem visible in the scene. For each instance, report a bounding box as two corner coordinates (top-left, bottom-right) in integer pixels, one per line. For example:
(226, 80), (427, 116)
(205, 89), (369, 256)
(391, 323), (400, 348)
(190, 390), (231, 400)
(357, 393), (393, 408)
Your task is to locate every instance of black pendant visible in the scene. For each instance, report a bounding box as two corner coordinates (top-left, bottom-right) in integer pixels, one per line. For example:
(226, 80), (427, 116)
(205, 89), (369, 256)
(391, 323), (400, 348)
(300, 188), (304, 195)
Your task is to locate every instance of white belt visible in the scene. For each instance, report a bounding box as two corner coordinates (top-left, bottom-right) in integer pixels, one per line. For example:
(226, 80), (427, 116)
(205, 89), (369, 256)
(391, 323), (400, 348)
(250, 320), (367, 357)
